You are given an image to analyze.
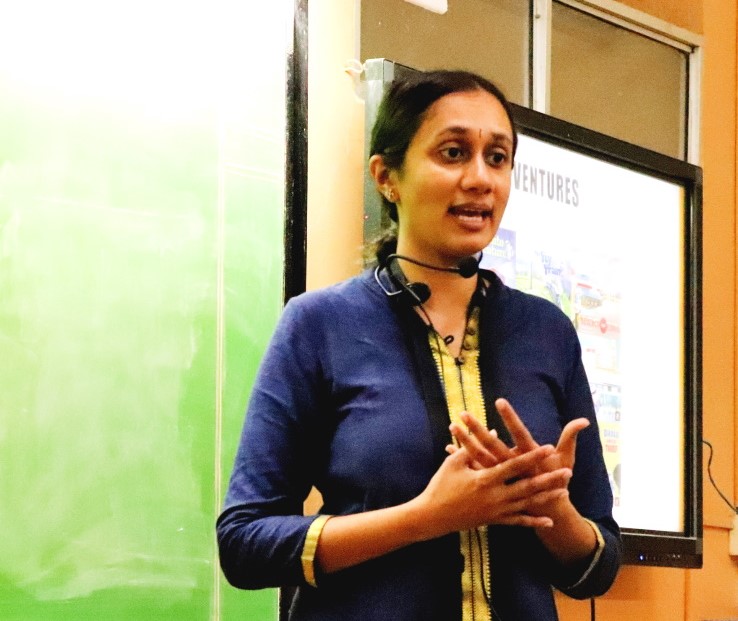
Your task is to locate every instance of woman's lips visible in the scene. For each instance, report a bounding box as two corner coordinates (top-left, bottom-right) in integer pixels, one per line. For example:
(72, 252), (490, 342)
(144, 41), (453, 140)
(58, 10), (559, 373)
(448, 204), (493, 224)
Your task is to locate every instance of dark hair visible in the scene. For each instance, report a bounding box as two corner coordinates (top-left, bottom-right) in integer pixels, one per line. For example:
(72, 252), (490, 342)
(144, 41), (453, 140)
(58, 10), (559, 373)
(368, 69), (518, 263)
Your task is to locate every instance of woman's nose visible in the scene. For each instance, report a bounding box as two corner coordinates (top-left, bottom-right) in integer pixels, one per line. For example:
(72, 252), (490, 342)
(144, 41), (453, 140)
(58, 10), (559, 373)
(461, 154), (494, 193)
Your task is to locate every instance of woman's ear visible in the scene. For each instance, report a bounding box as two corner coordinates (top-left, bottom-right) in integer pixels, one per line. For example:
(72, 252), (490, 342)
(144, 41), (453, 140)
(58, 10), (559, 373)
(368, 154), (396, 200)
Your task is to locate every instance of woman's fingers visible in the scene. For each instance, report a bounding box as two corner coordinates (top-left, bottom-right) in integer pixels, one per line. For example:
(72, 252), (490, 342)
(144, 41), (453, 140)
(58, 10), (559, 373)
(495, 398), (538, 452)
(556, 418), (590, 465)
(500, 486), (569, 515)
(458, 412), (514, 461)
(449, 421), (501, 468)
(445, 442), (486, 470)
(503, 467), (572, 500)
(453, 405), (593, 485)
(489, 483), (570, 528)
(500, 514), (554, 529)
(490, 469), (571, 524)
(432, 445), (572, 530)
(480, 444), (557, 485)
(525, 488), (570, 512)
(440, 403), (590, 529)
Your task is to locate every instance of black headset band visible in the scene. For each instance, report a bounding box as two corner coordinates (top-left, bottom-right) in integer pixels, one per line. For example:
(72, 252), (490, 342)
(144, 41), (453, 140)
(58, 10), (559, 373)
(387, 256), (430, 306)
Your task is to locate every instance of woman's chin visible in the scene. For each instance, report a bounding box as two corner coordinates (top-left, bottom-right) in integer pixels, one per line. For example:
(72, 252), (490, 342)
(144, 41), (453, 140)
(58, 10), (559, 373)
(449, 236), (495, 259)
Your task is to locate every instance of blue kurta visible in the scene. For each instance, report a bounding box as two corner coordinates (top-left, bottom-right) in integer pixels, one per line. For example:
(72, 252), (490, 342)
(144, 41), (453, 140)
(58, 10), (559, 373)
(217, 268), (621, 620)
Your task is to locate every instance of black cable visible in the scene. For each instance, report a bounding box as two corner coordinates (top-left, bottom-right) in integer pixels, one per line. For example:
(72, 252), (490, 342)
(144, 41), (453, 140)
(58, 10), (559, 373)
(590, 597), (595, 621)
(417, 304), (449, 401)
(466, 534), (479, 620)
(472, 527), (505, 621)
(472, 527), (491, 603)
(702, 439), (738, 513)
(381, 262), (449, 398)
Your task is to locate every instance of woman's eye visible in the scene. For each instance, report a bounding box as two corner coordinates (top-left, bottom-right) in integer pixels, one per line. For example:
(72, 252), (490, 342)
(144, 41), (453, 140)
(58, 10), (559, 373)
(441, 146), (466, 160)
(486, 151), (508, 166)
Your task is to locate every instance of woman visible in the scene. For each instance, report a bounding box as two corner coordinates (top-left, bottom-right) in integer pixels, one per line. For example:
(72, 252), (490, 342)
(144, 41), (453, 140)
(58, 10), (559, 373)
(217, 70), (621, 621)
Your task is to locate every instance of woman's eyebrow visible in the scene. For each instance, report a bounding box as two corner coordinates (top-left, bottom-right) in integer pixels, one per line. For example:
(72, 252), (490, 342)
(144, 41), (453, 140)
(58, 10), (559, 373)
(438, 126), (513, 146)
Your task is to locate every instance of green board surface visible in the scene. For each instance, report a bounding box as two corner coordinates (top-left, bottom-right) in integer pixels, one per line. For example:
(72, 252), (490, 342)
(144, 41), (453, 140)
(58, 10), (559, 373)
(0, 4), (285, 620)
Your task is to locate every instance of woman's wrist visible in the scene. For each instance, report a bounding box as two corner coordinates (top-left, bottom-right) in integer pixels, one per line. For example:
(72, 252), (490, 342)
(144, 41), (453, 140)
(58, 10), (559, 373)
(534, 497), (597, 564)
(315, 496), (443, 575)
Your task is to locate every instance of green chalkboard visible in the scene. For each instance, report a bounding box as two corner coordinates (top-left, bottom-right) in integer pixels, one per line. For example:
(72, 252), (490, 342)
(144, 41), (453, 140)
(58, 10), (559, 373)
(0, 76), (218, 621)
(0, 6), (285, 621)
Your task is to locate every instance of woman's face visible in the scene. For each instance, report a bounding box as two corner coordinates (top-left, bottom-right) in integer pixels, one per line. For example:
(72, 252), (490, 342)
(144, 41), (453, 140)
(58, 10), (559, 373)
(388, 89), (514, 265)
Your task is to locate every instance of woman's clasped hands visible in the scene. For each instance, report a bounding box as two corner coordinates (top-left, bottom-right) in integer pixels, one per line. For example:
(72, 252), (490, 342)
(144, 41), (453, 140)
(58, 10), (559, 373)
(415, 398), (590, 538)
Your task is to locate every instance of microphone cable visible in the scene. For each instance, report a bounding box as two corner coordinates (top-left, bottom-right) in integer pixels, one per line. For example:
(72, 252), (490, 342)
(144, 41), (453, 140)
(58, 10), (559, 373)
(387, 252), (480, 279)
(473, 527), (505, 621)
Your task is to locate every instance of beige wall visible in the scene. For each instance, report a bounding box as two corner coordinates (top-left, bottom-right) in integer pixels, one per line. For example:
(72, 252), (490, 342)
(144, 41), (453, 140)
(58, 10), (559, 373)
(306, 1), (738, 618)
(306, 1), (365, 290)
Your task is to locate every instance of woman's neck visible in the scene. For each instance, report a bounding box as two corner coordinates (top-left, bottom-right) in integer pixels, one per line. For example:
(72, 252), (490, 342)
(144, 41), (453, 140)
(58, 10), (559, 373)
(392, 253), (479, 356)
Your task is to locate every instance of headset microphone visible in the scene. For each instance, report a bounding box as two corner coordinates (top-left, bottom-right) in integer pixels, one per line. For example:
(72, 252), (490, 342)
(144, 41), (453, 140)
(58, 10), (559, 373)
(377, 253), (481, 307)
(385, 255), (431, 305)
(387, 254), (480, 279)
(454, 255), (481, 278)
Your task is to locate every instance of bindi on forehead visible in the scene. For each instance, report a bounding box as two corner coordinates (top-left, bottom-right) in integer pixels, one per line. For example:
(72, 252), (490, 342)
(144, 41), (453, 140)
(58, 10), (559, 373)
(437, 125), (513, 146)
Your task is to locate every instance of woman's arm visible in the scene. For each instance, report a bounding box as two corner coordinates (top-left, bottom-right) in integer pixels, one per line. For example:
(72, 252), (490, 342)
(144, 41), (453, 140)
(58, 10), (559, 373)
(217, 299), (330, 589)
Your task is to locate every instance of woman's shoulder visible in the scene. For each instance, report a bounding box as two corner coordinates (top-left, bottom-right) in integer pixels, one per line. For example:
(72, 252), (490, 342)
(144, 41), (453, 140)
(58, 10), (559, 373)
(282, 268), (387, 323)
(483, 270), (578, 335)
(288, 268), (379, 305)
(272, 270), (397, 353)
(485, 269), (565, 311)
